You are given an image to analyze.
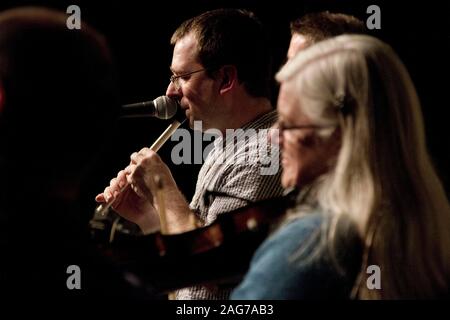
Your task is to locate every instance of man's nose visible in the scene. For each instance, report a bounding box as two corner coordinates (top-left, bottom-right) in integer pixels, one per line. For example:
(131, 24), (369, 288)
(166, 81), (181, 98)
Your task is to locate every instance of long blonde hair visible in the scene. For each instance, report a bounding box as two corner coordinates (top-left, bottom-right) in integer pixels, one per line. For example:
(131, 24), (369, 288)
(277, 35), (450, 299)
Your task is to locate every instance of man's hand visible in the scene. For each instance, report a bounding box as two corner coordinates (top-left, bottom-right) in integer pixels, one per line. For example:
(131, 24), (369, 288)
(128, 148), (179, 200)
(96, 148), (196, 234)
(95, 167), (161, 233)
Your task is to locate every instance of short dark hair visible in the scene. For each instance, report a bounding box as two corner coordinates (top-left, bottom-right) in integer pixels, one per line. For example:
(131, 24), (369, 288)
(291, 11), (365, 44)
(171, 8), (271, 98)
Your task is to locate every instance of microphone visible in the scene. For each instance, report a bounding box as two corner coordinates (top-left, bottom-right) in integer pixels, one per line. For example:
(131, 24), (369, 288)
(121, 95), (178, 119)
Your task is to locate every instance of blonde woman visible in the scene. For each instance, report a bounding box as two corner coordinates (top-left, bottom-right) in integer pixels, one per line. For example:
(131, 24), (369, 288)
(231, 35), (450, 299)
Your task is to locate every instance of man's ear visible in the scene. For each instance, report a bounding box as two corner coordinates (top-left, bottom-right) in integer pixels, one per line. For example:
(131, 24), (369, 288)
(219, 65), (237, 95)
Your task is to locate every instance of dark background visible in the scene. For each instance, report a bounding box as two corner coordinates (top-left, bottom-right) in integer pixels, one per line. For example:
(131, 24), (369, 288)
(1, 0), (449, 204)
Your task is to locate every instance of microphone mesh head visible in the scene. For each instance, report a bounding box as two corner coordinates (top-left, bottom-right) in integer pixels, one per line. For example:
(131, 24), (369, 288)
(153, 96), (178, 119)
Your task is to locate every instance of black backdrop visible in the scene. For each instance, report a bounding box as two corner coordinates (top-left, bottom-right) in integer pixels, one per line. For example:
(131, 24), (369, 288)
(1, 0), (449, 207)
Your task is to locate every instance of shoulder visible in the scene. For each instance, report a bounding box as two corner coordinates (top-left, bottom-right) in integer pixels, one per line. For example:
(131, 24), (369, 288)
(231, 212), (362, 299)
(252, 214), (324, 262)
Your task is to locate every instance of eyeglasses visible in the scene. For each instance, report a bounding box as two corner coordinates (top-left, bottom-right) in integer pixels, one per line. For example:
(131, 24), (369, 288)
(169, 68), (208, 90)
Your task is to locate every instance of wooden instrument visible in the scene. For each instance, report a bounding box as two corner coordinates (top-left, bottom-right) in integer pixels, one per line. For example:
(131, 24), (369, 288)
(89, 194), (293, 296)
